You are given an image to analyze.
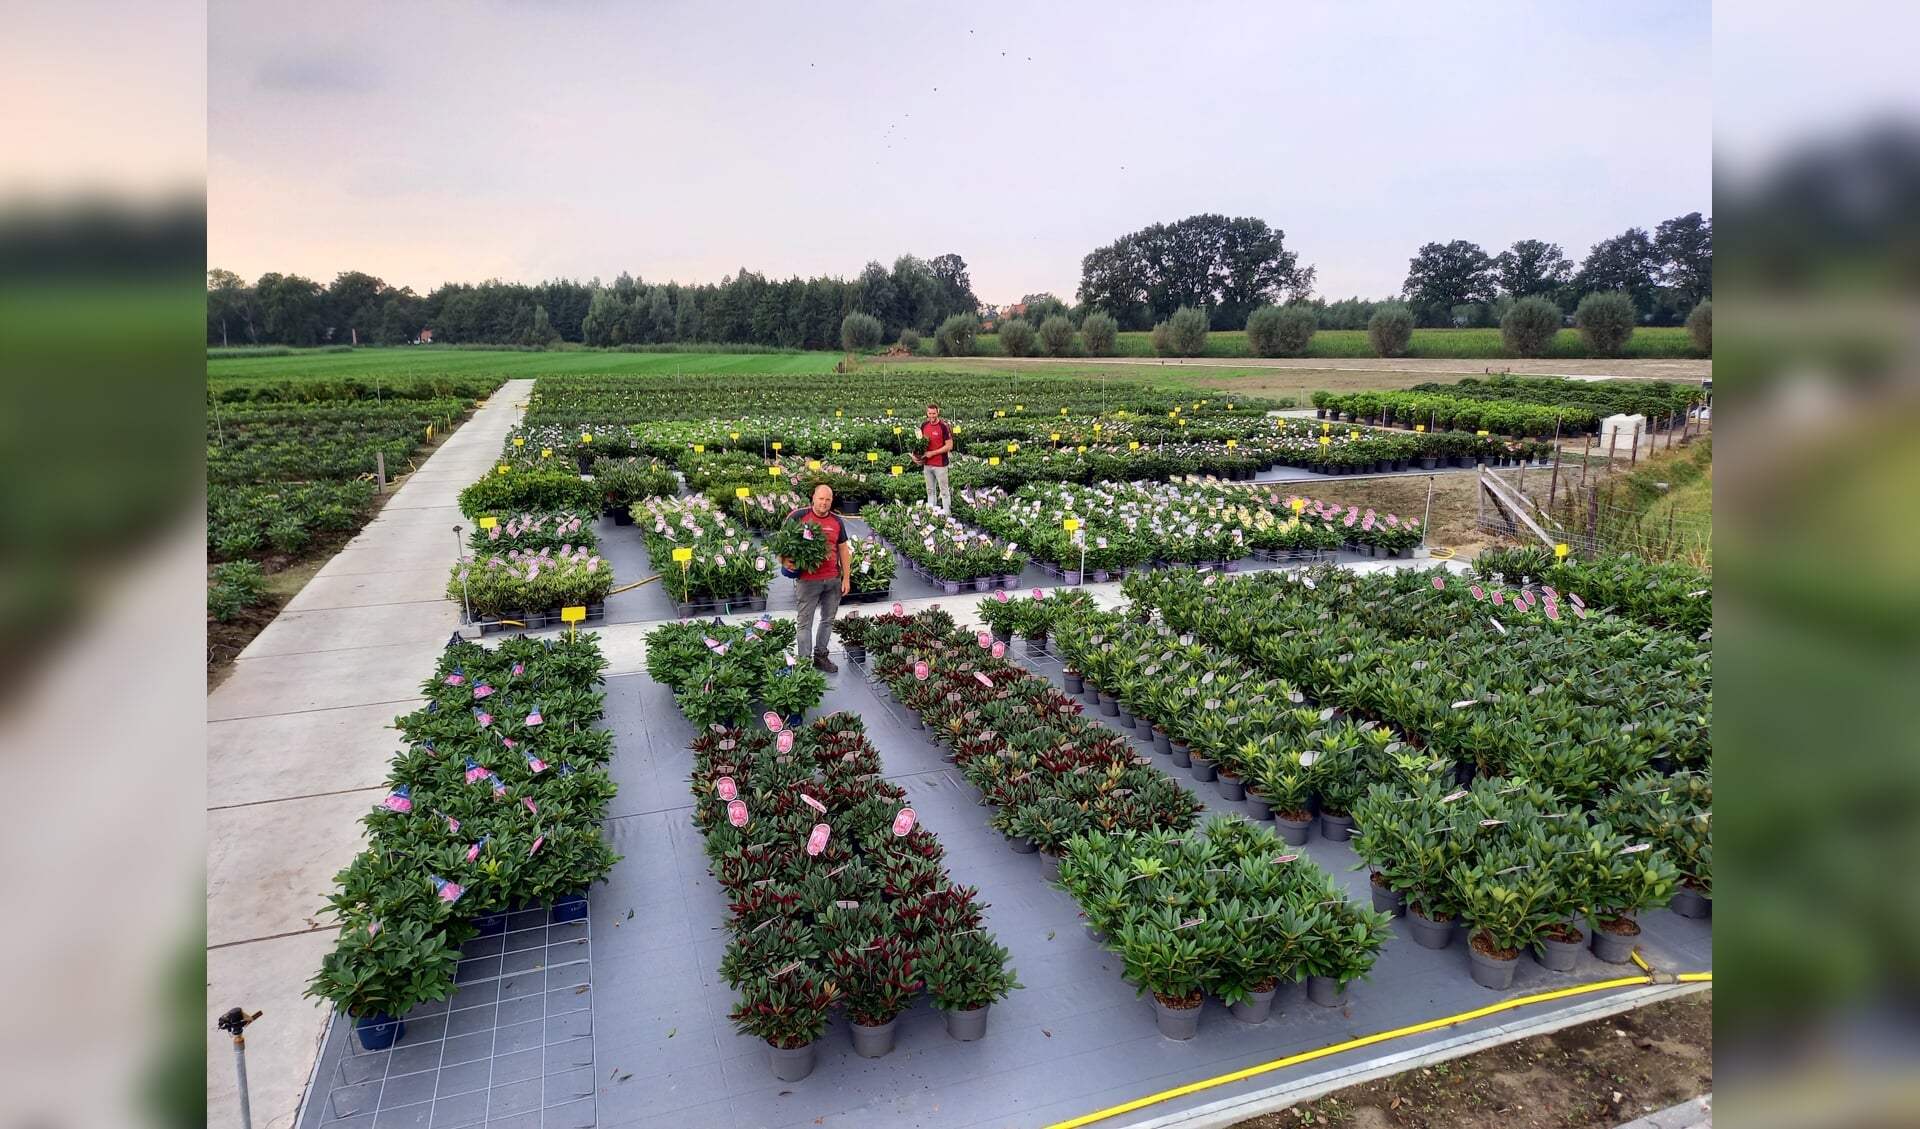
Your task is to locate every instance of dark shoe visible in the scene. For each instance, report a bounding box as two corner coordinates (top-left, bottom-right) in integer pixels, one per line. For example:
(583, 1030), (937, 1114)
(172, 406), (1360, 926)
(813, 652), (839, 673)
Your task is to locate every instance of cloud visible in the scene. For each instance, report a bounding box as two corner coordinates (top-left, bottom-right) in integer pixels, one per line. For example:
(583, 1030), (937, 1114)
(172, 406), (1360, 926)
(254, 49), (383, 93)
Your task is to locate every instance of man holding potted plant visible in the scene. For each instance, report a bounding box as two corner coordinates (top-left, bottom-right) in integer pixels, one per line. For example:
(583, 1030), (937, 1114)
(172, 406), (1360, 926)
(777, 484), (853, 673)
(909, 401), (955, 513)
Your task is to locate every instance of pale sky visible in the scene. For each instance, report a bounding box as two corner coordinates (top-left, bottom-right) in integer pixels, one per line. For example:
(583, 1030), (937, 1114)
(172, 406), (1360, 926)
(208, 0), (1711, 306)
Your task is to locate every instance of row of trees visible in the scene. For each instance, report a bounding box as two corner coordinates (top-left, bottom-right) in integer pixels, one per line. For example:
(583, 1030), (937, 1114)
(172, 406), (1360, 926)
(207, 254), (979, 349)
(1066, 212), (1710, 333)
(1398, 213), (1711, 328)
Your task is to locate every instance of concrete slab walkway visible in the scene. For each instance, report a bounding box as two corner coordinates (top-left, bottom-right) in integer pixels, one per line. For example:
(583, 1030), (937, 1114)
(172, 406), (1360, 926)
(206, 380), (534, 1129)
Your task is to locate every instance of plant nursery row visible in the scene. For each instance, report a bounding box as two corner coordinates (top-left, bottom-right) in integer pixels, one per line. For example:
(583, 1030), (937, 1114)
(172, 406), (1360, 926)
(305, 634), (619, 1050)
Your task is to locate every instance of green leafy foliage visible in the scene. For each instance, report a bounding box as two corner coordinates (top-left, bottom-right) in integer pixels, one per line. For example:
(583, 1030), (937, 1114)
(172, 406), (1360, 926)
(1575, 291), (1637, 356)
(1368, 303), (1414, 357)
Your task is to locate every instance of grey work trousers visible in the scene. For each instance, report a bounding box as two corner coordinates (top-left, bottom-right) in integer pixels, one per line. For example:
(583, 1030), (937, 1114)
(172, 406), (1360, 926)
(923, 463), (951, 512)
(794, 576), (842, 657)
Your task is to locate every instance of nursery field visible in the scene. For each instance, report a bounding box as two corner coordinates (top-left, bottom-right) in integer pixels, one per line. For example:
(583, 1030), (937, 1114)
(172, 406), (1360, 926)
(205, 371), (504, 675)
(271, 361), (1710, 1129)
(973, 326), (1704, 361)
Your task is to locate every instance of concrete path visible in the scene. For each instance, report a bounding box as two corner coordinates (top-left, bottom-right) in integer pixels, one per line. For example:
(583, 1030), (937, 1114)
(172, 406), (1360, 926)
(1616, 1093), (1712, 1128)
(206, 380), (534, 1129)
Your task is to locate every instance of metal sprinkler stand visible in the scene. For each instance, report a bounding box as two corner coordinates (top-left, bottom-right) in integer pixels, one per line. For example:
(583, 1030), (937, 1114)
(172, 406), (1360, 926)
(453, 524), (482, 638)
(218, 1006), (263, 1129)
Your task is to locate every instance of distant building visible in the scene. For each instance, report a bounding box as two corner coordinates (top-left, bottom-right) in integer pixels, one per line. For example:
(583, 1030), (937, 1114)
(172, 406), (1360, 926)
(413, 328), (435, 345)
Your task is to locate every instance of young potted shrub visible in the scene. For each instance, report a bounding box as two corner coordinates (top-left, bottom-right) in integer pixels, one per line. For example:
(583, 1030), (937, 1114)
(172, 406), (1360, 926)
(828, 933), (920, 1058)
(1453, 847), (1552, 990)
(728, 967), (842, 1081)
(1252, 758), (1316, 845)
(1114, 914), (1209, 1040)
(1298, 898), (1393, 1007)
(918, 931), (1022, 1041)
(305, 908), (462, 1050)
(1211, 901), (1296, 1025)
(1349, 787), (1408, 917)
(1577, 830), (1680, 964)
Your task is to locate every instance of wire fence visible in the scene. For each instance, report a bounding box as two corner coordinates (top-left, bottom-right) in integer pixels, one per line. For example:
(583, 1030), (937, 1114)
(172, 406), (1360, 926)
(1476, 417), (1712, 568)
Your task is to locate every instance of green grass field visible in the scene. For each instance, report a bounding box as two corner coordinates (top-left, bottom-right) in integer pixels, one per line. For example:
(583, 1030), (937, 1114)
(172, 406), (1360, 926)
(208, 325), (1704, 381)
(965, 326), (1703, 361)
(207, 347), (841, 380)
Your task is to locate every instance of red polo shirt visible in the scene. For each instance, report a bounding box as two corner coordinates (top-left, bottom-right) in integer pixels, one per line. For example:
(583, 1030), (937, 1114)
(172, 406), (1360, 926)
(921, 419), (953, 467)
(786, 507), (849, 581)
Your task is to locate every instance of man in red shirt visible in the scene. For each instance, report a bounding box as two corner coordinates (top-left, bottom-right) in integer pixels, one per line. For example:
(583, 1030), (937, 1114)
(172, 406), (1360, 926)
(910, 401), (954, 513)
(782, 483), (853, 672)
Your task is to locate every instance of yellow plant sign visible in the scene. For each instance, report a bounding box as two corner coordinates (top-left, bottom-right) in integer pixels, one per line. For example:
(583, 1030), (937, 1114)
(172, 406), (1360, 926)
(1290, 498), (1306, 513)
(671, 548), (694, 563)
(736, 487), (750, 498)
(1015, 404), (1024, 412)
(730, 431), (740, 440)
(513, 437), (525, 447)
(1476, 429), (1490, 437)
(835, 410), (843, 417)
(989, 456), (1001, 466)
(1050, 432), (1061, 442)
(995, 410), (1005, 418)
(581, 433), (593, 443)
(1415, 425), (1426, 433)
(541, 448), (552, 458)
(867, 452), (879, 462)
(560, 605), (586, 623)
(1225, 439), (1236, 448)
(693, 444), (705, 453)
(478, 516), (498, 529)
(771, 441), (783, 451)
(769, 467), (784, 477)
(1063, 518), (1080, 532)
(808, 460), (822, 470)
(1555, 543), (1570, 559)
(1006, 442), (1019, 453)
(831, 441), (842, 451)
(893, 427), (902, 435)
(1128, 441), (1140, 450)
(890, 465), (904, 476)
(497, 464), (510, 475)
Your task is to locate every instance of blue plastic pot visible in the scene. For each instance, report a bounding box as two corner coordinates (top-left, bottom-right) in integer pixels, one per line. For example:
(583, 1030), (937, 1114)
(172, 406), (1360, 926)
(355, 1013), (405, 1050)
(550, 893), (589, 924)
(785, 712), (804, 729)
(472, 911), (507, 936)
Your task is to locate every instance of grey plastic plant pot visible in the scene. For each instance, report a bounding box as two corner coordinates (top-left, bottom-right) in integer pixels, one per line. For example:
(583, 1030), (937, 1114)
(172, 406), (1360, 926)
(1591, 922), (1640, 964)
(1227, 987), (1277, 1024)
(1151, 996), (1201, 1040)
(943, 1004), (990, 1041)
(1534, 930), (1583, 972)
(1306, 976), (1346, 1007)
(1407, 907), (1455, 950)
(849, 1016), (898, 1058)
(1467, 935), (1520, 990)
(1670, 887), (1712, 919)
(767, 1040), (816, 1081)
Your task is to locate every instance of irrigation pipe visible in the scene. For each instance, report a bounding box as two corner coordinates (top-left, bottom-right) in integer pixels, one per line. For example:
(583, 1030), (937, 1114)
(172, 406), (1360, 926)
(1040, 963), (1712, 1129)
(606, 575), (664, 596)
(1426, 546), (1457, 560)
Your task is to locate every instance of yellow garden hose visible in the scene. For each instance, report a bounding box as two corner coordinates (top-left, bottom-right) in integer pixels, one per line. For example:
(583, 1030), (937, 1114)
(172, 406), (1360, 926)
(606, 574), (663, 596)
(1040, 961), (1711, 1129)
(1426, 546), (1458, 560)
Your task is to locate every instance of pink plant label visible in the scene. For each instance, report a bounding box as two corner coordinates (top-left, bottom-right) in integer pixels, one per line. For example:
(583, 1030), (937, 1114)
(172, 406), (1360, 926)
(764, 712), (783, 732)
(1491, 591), (1504, 606)
(891, 808), (916, 836)
(1542, 585), (1557, 598)
(1432, 576), (1445, 590)
(1470, 584), (1485, 600)
(1033, 588), (1044, 599)
(1204, 574), (1217, 586)
(914, 661), (929, 680)
(994, 590), (1009, 602)
(1545, 603), (1560, 620)
(974, 672), (994, 687)
(991, 641), (1006, 658)
(776, 730), (795, 753)
(1275, 854), (1299, 864)
(1574, 605), (1588, 619)
(892, 602), (904, 615)
(978, 632), (991, 648)
(716, 776), (737, 801)
(800, 793), (826, 813)
(1523, 589), (1537, 606)
(805, 823), (831, 856)
(727, 799), (749, 827)
(1570, 592), (1585, 608)
(1301, 575), (1315, 589)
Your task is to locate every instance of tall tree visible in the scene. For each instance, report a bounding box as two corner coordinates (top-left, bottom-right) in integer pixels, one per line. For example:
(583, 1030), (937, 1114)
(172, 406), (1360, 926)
(928, 253), (979, 320)
(324, 270), (387, 344)
(1572, 227), (1662, 317)
(1076, 214), (1313, 330)
(1654, 212), (1713, 308)
(1491, 239), (1574, 301)
(254, 271), (324, 346)
(1401, 240), (1494, 327)
(207, 268), (251, 346)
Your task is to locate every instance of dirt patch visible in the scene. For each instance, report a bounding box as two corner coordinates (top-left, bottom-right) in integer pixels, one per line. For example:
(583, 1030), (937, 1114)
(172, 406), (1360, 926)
(1231, 991), (1711, 1129)
(1282, 472), (1510, 559)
